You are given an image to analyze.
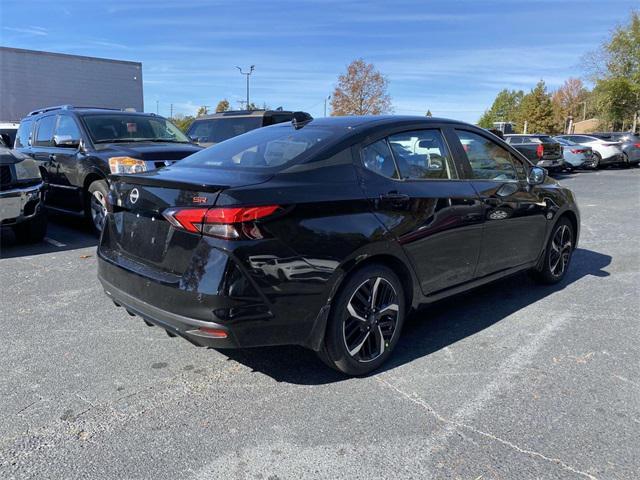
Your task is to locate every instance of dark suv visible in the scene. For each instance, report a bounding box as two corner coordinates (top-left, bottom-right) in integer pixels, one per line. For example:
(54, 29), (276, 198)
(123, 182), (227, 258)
(187, 110), (296, 147)
(14, 106), (202, 234)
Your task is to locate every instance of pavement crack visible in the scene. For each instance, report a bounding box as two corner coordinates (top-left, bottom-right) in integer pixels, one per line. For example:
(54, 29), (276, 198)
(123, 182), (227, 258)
(376, 377), (599, 480)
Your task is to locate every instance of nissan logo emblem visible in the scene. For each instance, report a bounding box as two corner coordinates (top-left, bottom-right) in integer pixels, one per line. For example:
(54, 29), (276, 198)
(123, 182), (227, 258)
(129, 188), (140, 204)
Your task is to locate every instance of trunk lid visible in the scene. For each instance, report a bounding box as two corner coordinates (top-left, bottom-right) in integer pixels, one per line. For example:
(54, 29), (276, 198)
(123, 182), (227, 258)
(103, 167), (272, 272)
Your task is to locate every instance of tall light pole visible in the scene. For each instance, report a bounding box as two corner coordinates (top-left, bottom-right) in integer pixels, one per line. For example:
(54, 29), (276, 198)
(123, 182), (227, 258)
(324, 95), (331, 117)
(236, 65), (255, 109)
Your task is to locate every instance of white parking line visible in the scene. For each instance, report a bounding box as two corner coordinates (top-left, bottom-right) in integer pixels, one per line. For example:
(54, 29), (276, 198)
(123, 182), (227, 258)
(43, 237), (66, 247)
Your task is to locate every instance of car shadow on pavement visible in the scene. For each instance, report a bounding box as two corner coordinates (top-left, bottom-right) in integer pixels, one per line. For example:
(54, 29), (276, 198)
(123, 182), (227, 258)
(0, 214), (97, 259)
(218, 248), (611, 385)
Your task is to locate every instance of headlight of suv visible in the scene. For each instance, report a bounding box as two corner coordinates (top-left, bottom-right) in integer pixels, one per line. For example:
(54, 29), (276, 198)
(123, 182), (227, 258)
(109, 156), (147, 174)
(14, 159), (42, 181)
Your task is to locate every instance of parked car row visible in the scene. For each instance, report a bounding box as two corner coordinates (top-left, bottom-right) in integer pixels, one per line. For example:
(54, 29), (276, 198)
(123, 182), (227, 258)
(499, 131), (639, 172)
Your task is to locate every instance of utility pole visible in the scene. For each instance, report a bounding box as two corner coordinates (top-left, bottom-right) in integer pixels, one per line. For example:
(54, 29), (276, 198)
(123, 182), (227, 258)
(324, 95), (331, 117)
(236, 65), (255, 109)
(582, 101), (587, 121)
(156, 100), (159, 114)
(523, 120), (528, 134)
(170, 103), (173, 118)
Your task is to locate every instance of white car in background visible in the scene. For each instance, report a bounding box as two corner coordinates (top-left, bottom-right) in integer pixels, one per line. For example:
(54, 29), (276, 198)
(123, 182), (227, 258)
(0, 122), (19, 148)
(556, 134), (624, 168)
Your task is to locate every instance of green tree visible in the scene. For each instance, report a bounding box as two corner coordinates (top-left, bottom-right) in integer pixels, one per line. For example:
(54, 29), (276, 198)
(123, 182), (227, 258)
(515, 81), (556, 133)
(196, 106), (209, 117)
(170, 114), (195, 133)
(215, 99), (230, 112)
(477, 89), (524, 128)
(586, 11), (640, 130)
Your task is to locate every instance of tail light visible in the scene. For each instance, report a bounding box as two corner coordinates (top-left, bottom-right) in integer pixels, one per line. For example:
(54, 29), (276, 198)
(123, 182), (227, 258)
(536, 144), (544, 158)
(163, 205), (281, 239)
(635, 143), (640, 148)
(570, 149), (587, 154)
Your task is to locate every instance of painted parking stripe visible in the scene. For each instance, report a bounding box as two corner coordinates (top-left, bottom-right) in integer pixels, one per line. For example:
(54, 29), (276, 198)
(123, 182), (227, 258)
(43, 237), (66, 247)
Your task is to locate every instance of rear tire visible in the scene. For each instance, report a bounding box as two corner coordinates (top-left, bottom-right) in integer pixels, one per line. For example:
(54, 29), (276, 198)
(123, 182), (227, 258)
(86, 180), (109, 236)
(318, 264), (406, 376)
(13, 212), (47, 243)
(530, 217), (574, 285)
(592, 152), (601, 169)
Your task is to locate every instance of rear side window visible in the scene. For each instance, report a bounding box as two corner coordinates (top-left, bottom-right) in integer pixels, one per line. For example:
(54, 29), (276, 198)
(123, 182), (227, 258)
(507, 137), (522, 144)
(361, 140), (399, 179)
(388, 129), (455, 180)
(34, 115), (56, 147)
(455, 130), (525, 181)
(187, 117), (263, 144)
(178, 125), (334, 170)
(15, 120), (33, 148)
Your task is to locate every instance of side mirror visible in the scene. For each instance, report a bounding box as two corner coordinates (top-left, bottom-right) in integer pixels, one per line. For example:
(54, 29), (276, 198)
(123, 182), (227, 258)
(53, 134), (80, 148)
(189, 135), (200, 143)
(528, 166), (546, 185)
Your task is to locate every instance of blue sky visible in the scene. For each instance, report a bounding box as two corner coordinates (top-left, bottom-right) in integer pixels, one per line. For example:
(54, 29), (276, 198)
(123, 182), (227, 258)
(1, 0), (637, 122)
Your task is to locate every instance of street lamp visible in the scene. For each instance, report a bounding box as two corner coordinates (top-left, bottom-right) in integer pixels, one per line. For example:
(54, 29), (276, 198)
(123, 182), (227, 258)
(324, 95), (331, 117)
(236, 65), (255, 110)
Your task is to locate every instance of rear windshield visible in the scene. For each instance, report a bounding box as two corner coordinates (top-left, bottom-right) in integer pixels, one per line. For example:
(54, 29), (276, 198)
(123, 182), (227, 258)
(177, 125), (334, 170)
(522, 136), (555, 144)
(82, 114), (190, 144)
(187, 117), (263, 144)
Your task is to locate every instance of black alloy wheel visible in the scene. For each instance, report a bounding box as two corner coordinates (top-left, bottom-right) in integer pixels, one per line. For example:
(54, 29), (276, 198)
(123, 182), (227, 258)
(87, 180), (109, 235)
(531, 218), (574, 284)
(319, 264), (405, 376)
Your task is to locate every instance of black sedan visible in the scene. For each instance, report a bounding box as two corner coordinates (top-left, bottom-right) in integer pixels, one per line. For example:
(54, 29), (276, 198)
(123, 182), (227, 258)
(98, 115), (580, 375)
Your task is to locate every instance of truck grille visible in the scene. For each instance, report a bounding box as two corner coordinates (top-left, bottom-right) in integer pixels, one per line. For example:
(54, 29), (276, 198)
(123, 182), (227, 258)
(0, 165), (12, 187)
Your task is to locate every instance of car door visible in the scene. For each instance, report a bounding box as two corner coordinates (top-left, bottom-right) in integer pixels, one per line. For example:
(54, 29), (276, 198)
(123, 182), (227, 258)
(358, 127), (484, 295)
(30, 114), (64, 206)
(49, 114), (84, 211)
(451, 129), (548, 277)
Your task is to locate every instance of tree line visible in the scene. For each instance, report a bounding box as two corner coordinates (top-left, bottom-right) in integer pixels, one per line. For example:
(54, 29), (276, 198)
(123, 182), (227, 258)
(479, 11), (639, 133)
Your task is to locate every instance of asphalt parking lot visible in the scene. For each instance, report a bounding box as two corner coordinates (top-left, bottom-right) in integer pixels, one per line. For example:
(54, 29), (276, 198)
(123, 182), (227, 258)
(1, 168), (638, 480)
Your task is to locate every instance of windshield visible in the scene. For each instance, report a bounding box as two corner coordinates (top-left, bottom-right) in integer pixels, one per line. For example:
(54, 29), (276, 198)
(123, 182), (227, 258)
(178, 125), (334, 170)
(83, 114), (190, 144)
(187, 117), (263, 144)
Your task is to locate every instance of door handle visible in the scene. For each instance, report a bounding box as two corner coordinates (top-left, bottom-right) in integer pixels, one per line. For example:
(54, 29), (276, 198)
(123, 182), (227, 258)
(380, 192), (410, 202)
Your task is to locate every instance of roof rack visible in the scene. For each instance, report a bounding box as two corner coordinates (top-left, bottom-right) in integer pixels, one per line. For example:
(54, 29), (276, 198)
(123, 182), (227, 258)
(27, 105), (128, 116)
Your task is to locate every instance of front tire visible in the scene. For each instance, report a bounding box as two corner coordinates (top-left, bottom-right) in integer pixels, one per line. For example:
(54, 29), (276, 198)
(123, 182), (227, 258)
(592, 152), (601, 169)
(530, 218), (574, 284)
(86, 180), (109, 236)
(13, 212), (47, 243)
(319, 264), (406, 376)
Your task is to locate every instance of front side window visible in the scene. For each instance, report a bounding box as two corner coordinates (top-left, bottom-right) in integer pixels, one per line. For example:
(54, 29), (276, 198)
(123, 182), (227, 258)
(55, 115), (81, 140)
(388, 129), (455, 180)
(455, 130), (523, 181)
(34, 115), (56, 147)
(82, 114), (190, 144)
(15, 120), (33, 148)
(178, 125), (334, 170)
(361, 139), (399, 179)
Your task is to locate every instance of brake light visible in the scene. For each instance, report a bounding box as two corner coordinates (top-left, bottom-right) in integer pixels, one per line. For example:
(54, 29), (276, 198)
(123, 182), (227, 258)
(536, 144), (544, 158)
(163, 205), (281, 239)
(635, 143), (640, 148)
(570, 149), (587, 154)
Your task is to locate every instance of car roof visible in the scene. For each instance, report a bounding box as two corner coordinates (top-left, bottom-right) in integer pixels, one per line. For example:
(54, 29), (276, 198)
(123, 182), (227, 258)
(272, 115), (465, 129)
(23, 106), (163, 120)
(195, 110), (295, 120)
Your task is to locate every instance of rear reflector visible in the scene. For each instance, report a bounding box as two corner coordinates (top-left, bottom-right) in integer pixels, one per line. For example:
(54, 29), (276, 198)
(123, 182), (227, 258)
(163, 205), (281, 239)
(197, 327), (228, 338)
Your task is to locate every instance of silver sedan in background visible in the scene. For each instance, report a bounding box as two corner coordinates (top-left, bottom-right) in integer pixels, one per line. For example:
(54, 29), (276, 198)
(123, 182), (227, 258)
(553, 136), (597, 170)
(590, 132), (640, 166)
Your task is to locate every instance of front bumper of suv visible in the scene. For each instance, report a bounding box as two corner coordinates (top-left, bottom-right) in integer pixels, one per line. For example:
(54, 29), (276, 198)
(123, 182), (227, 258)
(0, 182), (45, 225)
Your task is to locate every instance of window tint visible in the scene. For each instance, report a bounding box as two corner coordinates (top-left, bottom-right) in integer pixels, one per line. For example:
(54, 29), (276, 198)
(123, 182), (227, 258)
(15, 120), (33, 148)
(361, 140), (399, 179)
(388, 129), (455, 180)
(187, 117), (263, 144)
(456, 130), (523, 181)
(178, 125), (333, 170)
(34, 115), (56, 146)
(83, 114), (189, 143)
(55, 115), (81, 139)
